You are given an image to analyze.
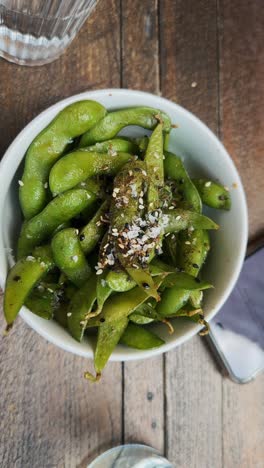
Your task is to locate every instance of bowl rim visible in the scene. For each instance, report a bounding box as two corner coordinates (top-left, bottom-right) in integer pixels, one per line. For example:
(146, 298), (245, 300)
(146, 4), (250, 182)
(0, 88), (248, 361)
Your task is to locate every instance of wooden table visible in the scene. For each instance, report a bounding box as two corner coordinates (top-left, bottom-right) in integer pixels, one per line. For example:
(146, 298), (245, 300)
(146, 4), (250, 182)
(0, 1), (263, 467)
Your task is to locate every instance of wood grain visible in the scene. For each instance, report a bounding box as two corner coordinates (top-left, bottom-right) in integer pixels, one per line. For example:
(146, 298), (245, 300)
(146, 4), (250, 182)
(0, 2), (122, 467)
(160, 1), (223, 466)
(218, 0), (264, 241)
(121, 0), (165, 454)
(219, 2), (264, 467)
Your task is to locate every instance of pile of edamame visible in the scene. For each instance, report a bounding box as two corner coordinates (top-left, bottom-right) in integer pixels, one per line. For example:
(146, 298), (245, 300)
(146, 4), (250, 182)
(3, 100), (231, 381)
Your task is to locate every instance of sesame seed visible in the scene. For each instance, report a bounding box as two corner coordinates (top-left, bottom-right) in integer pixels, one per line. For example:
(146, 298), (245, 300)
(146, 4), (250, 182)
(75, 229), (79, 235)
(139, 205), (144, 210)
(113, 187), (120, 193)
(185, 241), (191, 245)
(18, 180), (24, 186)
(176, 215), (181, 220)
(112, 192), (117, 198)
(132, 264), (139, 269)
(165, 233), (170, 237)
(169, 206), (174, 210)
(67, 312), (72, 317)
(71, 255), (78, 262)
(205, 181), (211, 187)
(139, 197), (144, 204)
(191, 81), (197, 88)
(80, 182), (86, 187)
(96, 269), (103, 275)
(142, 170), (147, 176)
(118, 244), (125, 249)
(112, 228), (118, 232)
(80, 320), (85, 326)
(44, 182), (48, 189)
(40, 262), (46, 268)
(153, 167), (158, 172)
(129, 170), (133, 176)
(224, 186), (230, 191)
(47, 288), (54, 293)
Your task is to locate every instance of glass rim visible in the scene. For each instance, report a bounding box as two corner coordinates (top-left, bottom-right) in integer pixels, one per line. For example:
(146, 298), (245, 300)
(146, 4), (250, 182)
(0, 1), (98, 21)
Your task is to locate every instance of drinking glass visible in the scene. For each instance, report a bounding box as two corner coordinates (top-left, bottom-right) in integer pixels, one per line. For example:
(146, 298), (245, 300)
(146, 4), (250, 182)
(88, 444), (174, 468)
(0, 0), (98, 66)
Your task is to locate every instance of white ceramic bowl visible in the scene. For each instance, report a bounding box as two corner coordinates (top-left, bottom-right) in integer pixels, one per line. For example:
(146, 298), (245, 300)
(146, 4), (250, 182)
(0, 89), (248, 361)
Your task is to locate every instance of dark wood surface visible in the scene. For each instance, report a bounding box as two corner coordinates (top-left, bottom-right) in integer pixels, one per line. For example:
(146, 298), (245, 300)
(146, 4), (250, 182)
(0, 1), (263, 467)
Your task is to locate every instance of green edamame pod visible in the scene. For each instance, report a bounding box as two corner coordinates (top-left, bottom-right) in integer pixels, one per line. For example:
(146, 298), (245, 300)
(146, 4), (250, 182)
(51, 228), (91, 287)
(83, 137), (138, 154)
(156, 288), (191, 317)
(108, 160), (159, 300)
(20, 100), (106, 219)
(120, 323), (164, 349)
(67, 274), (97, 342)
(106, 270), (136, 292)
(4, 245), (55, 325)
(79, 107), (171, 147)
(94, 316), (129, 375)
(188, 230), (210, 307)
(163, 209), (219, 233)
(177, 229), (211, 277)
(96, 272), (112, 314)
(144, 123), (164, 209)
(18, 188), (96, 258)
(192, 179), (231, 210)
(129, 301), (157, 325)
(79, 200), (109, 255)
(164, 152), (202, 212)
(49, 151), (132, 195)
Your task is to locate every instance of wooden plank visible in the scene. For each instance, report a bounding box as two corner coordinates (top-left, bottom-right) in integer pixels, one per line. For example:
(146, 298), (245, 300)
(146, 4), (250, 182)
(219, 0), (264, 241)
(121, 0), (165, 454)
(220, 2), (264, 467)
(0, 1), (122, 467)
(160, 1), (223, 466)
(223, 376), (264, 468)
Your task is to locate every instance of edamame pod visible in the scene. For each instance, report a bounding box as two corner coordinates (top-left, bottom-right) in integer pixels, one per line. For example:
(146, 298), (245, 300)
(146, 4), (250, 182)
(163, 209), (219, 233)
(144, 123), (164, 209)
(192, 179), (231, 210)
(49, 151), (132, 195)
(51, 228), (91, 287)
(4, 245), (55, 325)
(83, 137), (138, 154)
(120, 323), (164, 349)
(156, 288), (191, 317)
(164, 152), (202, 212)
(67, 274), (97, 342)
(20, 100), (106, 219)
(106, 270), (136, 292)
(80, 107), (171, 147)
(18, 188), (96, 258)
(79, 200), (109, 255)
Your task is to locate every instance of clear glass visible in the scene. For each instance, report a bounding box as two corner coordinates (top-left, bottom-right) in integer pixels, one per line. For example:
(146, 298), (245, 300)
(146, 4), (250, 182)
(88, 444), (174, 468)
(0, 0), (98, 66)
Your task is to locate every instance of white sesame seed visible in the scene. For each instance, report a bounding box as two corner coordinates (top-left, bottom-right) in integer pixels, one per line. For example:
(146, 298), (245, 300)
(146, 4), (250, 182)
(132, 264), (139, 269)
(96, 269), (103, 275)
(153, 167), (158, 172)
(72, 255), (78, 262)
(169, 206), (174, 210)
(139, 197), (144, 204)
(129, 170), (133, 176)
(142, 170), (147, 176)
(44, 182), (48, 189)
(40, 262), (46, 268)
(205, 181), (211, 187)
(67, 312), (72, 317)
(80, 182), (86, 187)
(224, 186), (230, 192)
(112, 228), (118, 232)
(139, 205), (144, 210)
(75, 229), (79, 235)
(47, 288), (54, 293)
(112, 192), (117, 198)
(176, 215), (181, 220)
(101, 279), (107, 287)
(113, 187), (120, 193)
(80, 320), (85, 326)
(185, 241), (191, 245)
(191, 81), (197, 88)
(18, 180), (24, 186)
(165, 233), (170, 237)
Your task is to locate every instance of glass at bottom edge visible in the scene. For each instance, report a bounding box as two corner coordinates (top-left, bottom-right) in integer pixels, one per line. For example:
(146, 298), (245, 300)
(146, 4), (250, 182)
(88, 444), (173, 468)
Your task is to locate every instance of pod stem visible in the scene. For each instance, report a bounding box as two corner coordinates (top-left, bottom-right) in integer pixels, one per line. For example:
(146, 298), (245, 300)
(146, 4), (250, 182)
(162, 318), (174, 335)
(83, 371), (101, 382)
(3, 323), (13, 336)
